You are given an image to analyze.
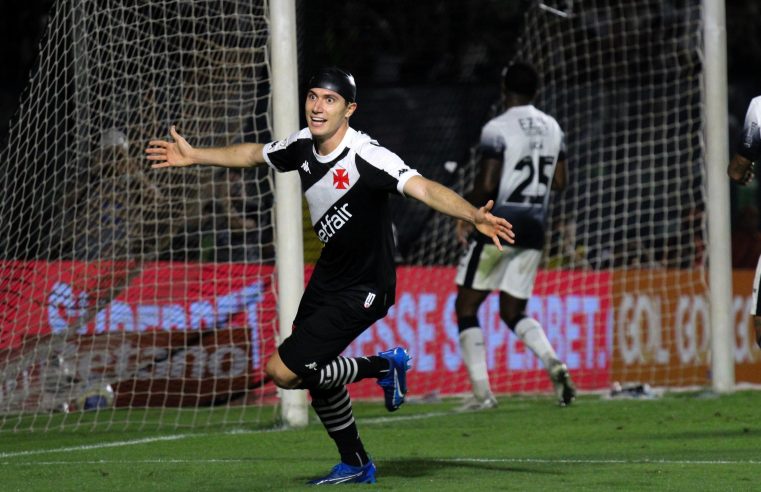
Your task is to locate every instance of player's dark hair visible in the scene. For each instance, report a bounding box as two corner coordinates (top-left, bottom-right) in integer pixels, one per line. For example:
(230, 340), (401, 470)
(501, 62), (539, 98)
(308, 67), (357, 103)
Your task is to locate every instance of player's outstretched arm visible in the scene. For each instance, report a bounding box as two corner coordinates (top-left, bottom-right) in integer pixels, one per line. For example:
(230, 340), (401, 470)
(145, 125), (266, 169)
(403, 175), (514, 249)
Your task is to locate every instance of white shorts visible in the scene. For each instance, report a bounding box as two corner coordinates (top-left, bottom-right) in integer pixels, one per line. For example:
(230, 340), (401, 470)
(454, 241), (542, 299)
(752, 255), (761, 317)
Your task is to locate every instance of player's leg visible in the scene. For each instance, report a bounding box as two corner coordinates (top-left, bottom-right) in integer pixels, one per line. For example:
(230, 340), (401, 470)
(264, 351), (300, 388)
(498, 248), (576, 406)
(268, 285), (408, 483)
(307, 385), (376, 484)
(267, 346), (397, 391)
(454, 286), (495, 409)
(281, 292), (411, 412)
(499, 292), (575, 406)
(454, 240), (505, 410)
(269, 349), (378, 481)
(266, 285), (405, 394)
(751, 255), (761, 348)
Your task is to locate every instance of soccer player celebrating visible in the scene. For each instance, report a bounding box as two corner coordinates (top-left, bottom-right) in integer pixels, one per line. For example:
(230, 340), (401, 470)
(146, 67), (514, 485)
(727, 94), (761, 349)
(453, 62), (576, 411)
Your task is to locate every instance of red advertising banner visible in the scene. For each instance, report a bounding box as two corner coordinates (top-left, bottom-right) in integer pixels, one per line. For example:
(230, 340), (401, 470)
(3, 260), (755, 408)
(0, 261), (277, 409)
(344, 267), (612, 399)
(609, 269), (761, 387)
(0, 261), (276, 348)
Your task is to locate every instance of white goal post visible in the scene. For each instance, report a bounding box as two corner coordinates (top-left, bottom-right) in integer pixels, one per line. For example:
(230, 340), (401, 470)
(269, 0), (308, 427)
(702, 0), (734, 393)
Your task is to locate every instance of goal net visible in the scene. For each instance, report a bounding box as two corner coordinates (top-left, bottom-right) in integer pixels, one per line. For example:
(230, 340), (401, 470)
(349, 0), (714, 402)
(0, 0), (277, 431)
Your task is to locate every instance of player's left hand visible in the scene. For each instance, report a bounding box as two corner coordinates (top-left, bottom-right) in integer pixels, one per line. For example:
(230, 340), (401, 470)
(473, 200), (514, 250)
(455, 219), (474, 246)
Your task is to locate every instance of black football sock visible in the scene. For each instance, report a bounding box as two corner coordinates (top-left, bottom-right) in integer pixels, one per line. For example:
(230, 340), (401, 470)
(310, 386), (369, 467)
(300, 356), (390, 390)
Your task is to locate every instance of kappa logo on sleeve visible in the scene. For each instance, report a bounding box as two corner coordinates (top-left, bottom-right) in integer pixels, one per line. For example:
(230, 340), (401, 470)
(301, 161), (311, 174)
(363, 292), (376, 308)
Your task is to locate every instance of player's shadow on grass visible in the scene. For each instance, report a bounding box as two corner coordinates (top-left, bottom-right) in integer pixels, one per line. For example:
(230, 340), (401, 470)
(375, 458), (560, 479)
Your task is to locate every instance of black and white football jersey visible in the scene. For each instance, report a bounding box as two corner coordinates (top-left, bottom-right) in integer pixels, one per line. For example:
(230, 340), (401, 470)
(479, 104), (565, 249)
(739, 96), (761, 163)
(262, 127), (420, 293)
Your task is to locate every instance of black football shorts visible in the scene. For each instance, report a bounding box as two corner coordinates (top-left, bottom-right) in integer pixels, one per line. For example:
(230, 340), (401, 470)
(278, 283), (392, 377)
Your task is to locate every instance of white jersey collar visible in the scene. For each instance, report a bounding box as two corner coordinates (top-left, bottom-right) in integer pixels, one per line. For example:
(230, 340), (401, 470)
(312, 127), (357, 163)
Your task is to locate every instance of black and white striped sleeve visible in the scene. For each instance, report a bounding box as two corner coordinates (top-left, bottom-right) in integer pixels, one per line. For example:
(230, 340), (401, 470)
(262, 128), (311, 172)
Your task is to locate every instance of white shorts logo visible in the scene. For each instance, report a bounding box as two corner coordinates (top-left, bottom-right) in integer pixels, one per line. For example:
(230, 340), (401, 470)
(364, 292), (376, 308)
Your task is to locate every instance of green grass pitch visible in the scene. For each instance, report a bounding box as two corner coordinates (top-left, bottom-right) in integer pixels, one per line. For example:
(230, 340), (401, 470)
(2, 391), (761, 491)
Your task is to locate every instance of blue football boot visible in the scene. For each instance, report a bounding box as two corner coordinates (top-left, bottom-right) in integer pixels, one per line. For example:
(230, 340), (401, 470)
(308, 460), (377, 485)
(376, 347), (412, 412)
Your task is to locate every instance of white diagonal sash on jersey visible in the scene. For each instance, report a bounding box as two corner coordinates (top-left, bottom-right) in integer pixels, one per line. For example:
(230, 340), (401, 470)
(304, 158), (360, 225)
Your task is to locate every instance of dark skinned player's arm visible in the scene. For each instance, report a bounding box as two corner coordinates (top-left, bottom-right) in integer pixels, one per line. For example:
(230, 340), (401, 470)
(552, 159), (568, 191)
(466, 156), (502, 205)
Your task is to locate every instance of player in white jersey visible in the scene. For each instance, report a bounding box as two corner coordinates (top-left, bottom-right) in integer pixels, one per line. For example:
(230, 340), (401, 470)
(146, 67), (514, 485)
(454, 62), (576, 410)
(728, 95), (761, 349)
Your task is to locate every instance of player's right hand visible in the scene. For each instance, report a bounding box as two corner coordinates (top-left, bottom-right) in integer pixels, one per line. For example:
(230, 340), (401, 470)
(145, 126), (196, 168)
(739, 167), (754, 185)
(727, 154), (754, 185)
(474, 199), (515, 250)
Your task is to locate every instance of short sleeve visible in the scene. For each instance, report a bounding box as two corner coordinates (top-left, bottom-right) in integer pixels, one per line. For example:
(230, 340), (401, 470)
(558, 130), (567, 161)
(354, 141), (421, 195)
(478, 122), (506, 160)
(262, 129), (309, 172)
(738, 97), (761, 162)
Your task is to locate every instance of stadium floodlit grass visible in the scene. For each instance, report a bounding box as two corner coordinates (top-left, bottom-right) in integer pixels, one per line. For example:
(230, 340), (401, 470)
(2, 391), (761, 491)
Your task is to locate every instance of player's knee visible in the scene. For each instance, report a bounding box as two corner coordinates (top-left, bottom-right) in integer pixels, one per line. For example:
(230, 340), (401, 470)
(503, 313), (526, 332)
(265, 356), (300, 389)
(454, 296), (478, 319)
(457, 315), (480, 333)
